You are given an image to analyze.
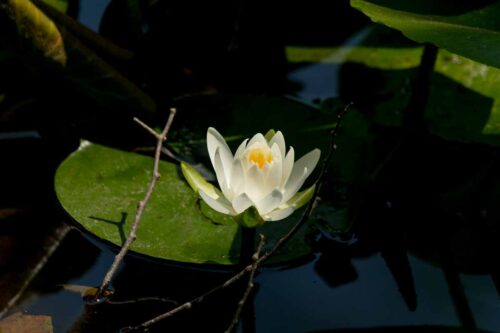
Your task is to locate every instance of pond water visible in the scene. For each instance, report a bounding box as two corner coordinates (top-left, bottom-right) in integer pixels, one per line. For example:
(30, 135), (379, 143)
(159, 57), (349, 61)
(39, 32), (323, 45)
(1, 1), (500, 332)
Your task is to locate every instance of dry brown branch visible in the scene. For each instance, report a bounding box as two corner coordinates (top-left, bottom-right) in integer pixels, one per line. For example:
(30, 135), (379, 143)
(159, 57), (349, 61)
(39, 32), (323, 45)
(224, 234), (265, 333)
(0, 224), (72, 318)
(93, 108), (177, 301)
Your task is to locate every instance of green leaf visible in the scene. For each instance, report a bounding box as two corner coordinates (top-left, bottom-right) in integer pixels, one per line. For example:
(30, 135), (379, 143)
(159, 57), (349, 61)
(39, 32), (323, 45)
(0, 0), (67, 65)
(312, 25), (500, 146)
(55, 142), (319, 265)
(350, 0), (500, 68)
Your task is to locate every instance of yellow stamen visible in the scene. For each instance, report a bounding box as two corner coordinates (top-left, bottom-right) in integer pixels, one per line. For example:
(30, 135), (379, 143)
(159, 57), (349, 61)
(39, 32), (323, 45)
(248, 146), (273, 169)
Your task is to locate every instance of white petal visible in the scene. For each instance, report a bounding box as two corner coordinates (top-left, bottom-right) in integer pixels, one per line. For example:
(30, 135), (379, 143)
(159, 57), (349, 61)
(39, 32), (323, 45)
(269, 131), (286, 158)
(282, 184), (315, 209)
(263, 207), (295, 221)
(255, 189), (283, 215)
(247, 133), (267, 147)
(283, 149), (320, 202)
(266, 143), (282, 190)
(199, 189), (234, 215)
(232, 193), (254, 214)
(245, 165), (266, 203)
(234, 138), (249, 159)
(283, 168), (308, 203)
(214, 148), (232, 200)
(281, 147), (295, 188)
(230, 159), (245, 197)
(207, 128), (233, 182)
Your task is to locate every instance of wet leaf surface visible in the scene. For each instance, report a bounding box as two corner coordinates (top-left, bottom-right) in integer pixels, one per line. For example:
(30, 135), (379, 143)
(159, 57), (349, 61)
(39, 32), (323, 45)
(55, 142), (317, 265)
(351, 0), (500, 68)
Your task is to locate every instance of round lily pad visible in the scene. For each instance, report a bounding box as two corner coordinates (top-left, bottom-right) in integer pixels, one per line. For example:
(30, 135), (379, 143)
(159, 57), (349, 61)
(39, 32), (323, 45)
(54, 141), (318, 266)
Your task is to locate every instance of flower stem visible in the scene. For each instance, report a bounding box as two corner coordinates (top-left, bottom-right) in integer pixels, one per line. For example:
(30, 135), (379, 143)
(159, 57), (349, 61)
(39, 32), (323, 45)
(235, 227), (258, 333)
(239, 227), (256, 266)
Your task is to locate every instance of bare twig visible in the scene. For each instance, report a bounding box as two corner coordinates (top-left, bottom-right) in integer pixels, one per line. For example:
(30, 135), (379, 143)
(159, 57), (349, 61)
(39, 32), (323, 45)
(258, 102), (352, 262)
(0, 224), (72, 318)
(131, 263), (250, 330)
(94, 108), (177, 301)
(133, 118), (165, 140)
(225, 234), (265, 333)
(124, 103), (352, 332)
(107, 296), (178, 306)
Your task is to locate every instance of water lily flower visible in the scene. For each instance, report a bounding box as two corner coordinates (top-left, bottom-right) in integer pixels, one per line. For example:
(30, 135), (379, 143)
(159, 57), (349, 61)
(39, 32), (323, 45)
(182, 128), (320, 225)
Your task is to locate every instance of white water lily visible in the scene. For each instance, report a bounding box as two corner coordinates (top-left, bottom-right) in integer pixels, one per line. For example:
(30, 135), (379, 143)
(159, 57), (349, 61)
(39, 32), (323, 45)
(182, 128), (320, 224)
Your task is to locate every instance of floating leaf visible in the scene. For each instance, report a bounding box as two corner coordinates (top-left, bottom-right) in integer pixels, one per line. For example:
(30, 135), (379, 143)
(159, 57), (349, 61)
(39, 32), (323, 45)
(55, 142), (318, 265)
(56, 95), (373, 265)
(306, 26), (500, 146)
(350, 0), (500, 68)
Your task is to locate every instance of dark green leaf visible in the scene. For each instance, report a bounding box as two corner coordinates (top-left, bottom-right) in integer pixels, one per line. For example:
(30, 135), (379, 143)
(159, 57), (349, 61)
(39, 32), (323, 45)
(350, 0), (500, 68)
(300, 26), (500, 146)
(55, 142), (318, 265)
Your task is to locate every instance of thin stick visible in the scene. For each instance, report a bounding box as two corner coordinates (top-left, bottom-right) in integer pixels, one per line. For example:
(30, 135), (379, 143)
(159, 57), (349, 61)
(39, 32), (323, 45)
(0, 224), (72, 318)
(94, 108), (177, 300)
(125, 103), (351, 332)
(258, 102), (352, 262)
(132, 261), (252, 330)
(107, 296), (177, 306)
(224, 234), (265, 333)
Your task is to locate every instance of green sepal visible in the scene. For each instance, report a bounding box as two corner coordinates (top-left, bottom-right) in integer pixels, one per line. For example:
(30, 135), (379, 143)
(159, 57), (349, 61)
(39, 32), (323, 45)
(237, 207), (266, 228)
(264, 129), (276, 142)
(199, 200), (237, 226)
(180, 161), (219, 197)
(284, 184), (316, 209)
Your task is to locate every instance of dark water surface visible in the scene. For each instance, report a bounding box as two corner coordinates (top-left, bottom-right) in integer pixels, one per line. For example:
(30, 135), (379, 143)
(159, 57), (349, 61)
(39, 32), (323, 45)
(1, 1), (500, 332)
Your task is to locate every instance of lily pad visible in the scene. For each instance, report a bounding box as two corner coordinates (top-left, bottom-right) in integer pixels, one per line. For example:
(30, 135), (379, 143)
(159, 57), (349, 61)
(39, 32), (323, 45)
(294, 25), (500, 146)
(350, 0), (500, 68)
(55, 142), (318, 266)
